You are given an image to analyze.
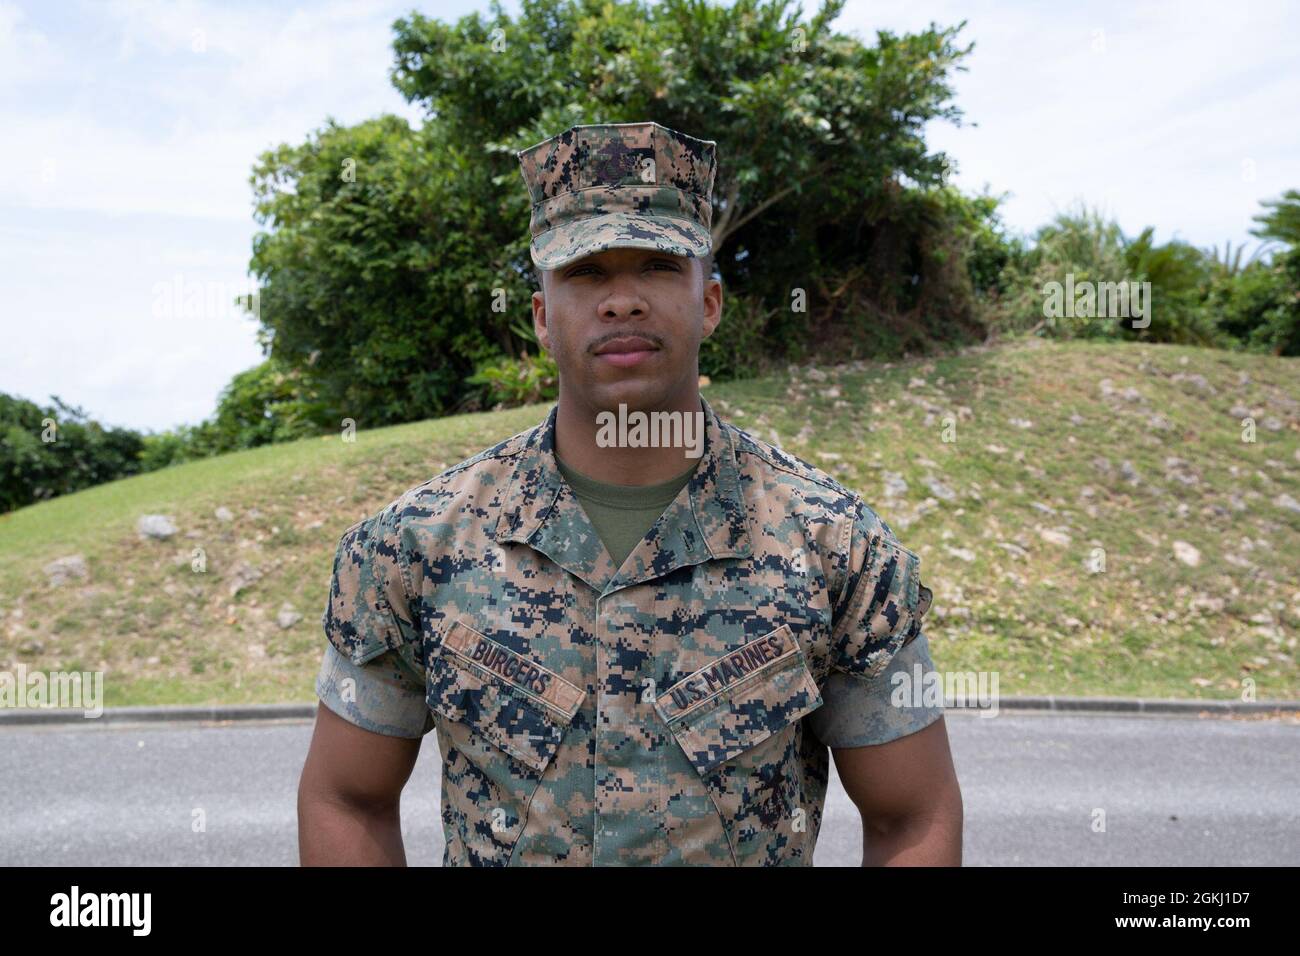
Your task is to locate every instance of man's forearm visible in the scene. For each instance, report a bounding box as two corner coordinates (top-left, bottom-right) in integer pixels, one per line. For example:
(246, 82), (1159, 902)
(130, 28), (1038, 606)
(861, 807), (963, 866)
(298, 791), (408, 866)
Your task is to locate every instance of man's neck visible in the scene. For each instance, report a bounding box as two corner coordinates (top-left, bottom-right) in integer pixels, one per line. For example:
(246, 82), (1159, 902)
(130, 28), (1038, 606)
(554, 392), (705, 486)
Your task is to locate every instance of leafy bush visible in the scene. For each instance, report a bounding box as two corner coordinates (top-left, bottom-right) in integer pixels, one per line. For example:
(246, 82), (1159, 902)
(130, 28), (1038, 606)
(464, 317), (558, 408)
(194, 359), (329, 454)
(1205, 189), (1300, 355)
(700, 292), (777, 380)
(989, 206), (1218, 344)
(138, 429), (196, 472)
(0, 394), (145, 513)
(991, 206), (1128, 339)
(466, 351), (560, 409)
(1121, 228), (1219, 344)
(1209, 248), (1300, 355)
(135, 358), (332, 470)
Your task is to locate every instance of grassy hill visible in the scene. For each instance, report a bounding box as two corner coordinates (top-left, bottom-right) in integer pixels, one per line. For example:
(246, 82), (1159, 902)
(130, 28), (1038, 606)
(2, 339), (1297, 707)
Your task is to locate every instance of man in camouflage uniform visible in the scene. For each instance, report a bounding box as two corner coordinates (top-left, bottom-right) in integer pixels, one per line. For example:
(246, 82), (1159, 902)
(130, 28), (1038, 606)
(298, 121), (963, 866)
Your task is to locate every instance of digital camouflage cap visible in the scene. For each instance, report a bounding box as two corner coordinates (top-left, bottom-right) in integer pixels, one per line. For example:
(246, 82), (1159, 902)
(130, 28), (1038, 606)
(516, 121), (717, 271)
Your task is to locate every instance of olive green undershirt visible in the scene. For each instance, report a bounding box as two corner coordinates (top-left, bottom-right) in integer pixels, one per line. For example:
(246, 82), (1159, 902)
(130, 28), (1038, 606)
(555, 452), (701, 570)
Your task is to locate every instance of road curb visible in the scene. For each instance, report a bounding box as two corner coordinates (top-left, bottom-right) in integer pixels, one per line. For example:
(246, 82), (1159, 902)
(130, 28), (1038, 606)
(0, 702), (316, 726)
(986, 696), (1300, 716)
(1, 696), (1297, 727)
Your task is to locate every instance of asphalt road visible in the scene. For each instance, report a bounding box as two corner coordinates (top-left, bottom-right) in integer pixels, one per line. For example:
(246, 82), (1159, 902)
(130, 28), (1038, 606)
(1, 711), (1296, 866)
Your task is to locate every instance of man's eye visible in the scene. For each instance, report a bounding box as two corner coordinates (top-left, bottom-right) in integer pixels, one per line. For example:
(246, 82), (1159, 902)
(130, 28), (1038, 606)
(567, 262), (676, 276)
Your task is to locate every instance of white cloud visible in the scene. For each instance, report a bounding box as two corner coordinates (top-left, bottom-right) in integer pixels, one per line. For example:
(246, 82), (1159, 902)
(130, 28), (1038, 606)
(0, 0), (469, 431)
(4, 0), (424, 220)
(837, 0), (1300, 248)
(0, 1), (59, 88)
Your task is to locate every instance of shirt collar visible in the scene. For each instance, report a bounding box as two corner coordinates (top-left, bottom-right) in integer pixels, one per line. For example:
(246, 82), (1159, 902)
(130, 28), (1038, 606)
(491, 393), (752, 596)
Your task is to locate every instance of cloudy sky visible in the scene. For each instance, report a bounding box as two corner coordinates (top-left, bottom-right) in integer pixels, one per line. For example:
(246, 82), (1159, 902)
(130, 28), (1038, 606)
(2, 0), (1297, 432)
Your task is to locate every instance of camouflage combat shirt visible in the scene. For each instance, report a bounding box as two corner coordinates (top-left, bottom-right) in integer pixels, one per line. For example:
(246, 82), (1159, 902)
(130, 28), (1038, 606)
(318, 394), (936, 866)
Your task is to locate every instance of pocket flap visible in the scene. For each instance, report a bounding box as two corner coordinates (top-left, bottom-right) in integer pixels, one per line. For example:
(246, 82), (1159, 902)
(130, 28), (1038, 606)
(426, 617), (586, 772)
(654, 624), (823, 775)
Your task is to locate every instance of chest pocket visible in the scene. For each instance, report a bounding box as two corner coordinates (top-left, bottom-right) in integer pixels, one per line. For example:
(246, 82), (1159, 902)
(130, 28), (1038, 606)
(654, 624), (824, 865)
(426, 617), (584, 772)
(426, 617), (586, 866)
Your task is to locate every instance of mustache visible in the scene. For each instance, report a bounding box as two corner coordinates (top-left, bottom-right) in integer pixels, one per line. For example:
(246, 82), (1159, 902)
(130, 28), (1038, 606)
(590, 332), (664, 352)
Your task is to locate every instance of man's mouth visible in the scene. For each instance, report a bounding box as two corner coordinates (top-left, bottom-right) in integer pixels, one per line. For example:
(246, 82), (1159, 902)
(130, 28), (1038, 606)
(594, 336), (660, 368)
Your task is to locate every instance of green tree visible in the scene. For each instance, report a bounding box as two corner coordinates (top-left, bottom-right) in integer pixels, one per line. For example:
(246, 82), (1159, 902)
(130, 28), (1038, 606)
(1251, 188), (1300, 248)
(249, 116), (506, 427)
(249, 0), (977, 418)
(1204, 188), (1300, 356)
(0, 393), (145, 513)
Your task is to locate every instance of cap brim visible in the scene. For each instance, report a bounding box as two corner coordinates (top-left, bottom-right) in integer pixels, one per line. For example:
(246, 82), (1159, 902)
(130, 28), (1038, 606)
(530, 212), (711, 271)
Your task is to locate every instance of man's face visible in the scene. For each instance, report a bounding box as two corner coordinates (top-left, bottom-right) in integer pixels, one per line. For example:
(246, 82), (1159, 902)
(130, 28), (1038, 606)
(531, 246), (722, 413)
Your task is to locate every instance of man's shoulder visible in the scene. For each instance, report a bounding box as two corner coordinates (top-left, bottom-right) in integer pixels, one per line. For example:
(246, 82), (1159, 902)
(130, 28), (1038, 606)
(367, 419), (537, 531)
(723, 417), (885, 529)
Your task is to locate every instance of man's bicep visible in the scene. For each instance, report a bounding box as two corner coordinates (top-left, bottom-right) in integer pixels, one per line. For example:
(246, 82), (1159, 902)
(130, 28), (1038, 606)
(818, 630), (956, 830)
(303, 698), (423, 810)
(831, 715), (956, 829)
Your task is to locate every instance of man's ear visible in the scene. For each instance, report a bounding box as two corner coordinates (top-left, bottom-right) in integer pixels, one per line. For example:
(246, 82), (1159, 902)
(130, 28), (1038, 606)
(700, 273), (723, 340)
(531, 289), (551, 351)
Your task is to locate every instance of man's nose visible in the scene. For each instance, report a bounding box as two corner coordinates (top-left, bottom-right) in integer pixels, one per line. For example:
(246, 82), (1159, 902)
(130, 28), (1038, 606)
(599, 283), (648, 319)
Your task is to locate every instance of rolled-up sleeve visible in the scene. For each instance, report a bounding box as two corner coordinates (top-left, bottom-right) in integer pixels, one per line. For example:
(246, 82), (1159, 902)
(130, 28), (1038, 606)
(808, 631), (942, 748)
(315, 644), (434, 739)
(812, 496), (938, 747)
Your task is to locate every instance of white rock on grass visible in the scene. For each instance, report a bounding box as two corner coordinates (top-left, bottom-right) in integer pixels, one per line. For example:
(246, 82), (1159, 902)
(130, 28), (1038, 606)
(882, 472), (909, 499)
(1173, 541), (1202, 567)
(1172, 372), (1214, 394)
(137, 515), (177, 540)
(277, 604), (303, 630)
(924, 476), (956, 501)
(228, 561), (263, 597)
(44, 555), (88, 587)
(215, 506), (234, 522)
